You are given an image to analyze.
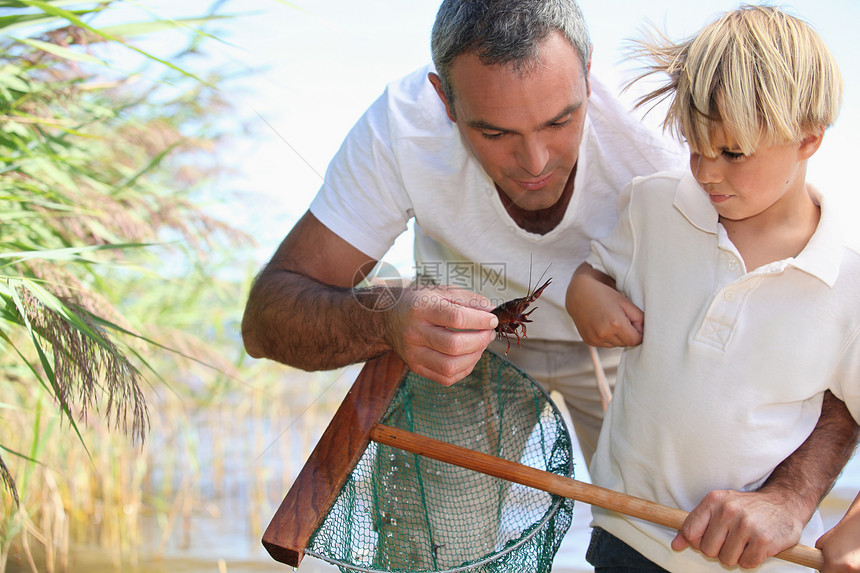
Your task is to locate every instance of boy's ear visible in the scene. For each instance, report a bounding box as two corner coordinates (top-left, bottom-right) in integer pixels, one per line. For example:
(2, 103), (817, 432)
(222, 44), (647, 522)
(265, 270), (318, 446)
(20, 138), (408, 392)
(798, 125), (826, 160)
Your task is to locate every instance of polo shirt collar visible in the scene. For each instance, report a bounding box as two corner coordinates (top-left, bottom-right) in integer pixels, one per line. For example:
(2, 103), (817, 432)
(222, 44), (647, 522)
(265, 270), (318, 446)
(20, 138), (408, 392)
(794, 186), (842, 287)
(673, 173), (843, 287)
(673, 171), (719, 234)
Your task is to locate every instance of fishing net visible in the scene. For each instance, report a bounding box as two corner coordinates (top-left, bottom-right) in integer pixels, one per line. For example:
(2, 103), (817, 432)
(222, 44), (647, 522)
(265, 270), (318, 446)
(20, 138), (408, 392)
(305, 349), (575, 573)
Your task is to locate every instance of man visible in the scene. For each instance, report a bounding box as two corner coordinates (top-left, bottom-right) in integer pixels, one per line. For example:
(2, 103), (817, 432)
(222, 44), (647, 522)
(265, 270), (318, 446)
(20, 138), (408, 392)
(242, 0), (858, 568)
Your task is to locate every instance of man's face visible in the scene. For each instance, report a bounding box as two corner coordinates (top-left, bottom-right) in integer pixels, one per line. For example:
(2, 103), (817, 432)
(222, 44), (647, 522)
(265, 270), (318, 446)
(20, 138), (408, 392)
(431, 31), (591, 212)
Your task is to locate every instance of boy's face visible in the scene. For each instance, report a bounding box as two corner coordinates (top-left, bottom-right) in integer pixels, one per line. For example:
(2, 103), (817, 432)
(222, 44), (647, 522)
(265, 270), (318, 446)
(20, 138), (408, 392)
(689, 125), (823, 223)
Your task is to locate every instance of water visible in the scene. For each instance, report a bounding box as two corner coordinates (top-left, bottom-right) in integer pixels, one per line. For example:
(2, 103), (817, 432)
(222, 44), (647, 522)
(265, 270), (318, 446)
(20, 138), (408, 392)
(50, 441), (858, 573)
(10, 386), (859, 573)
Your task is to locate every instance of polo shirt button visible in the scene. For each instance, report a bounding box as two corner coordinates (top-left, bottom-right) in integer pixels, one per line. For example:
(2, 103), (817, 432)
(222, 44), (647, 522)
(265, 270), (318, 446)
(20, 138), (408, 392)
(728, 258), (739, 270)
(724, 290), (737, 302)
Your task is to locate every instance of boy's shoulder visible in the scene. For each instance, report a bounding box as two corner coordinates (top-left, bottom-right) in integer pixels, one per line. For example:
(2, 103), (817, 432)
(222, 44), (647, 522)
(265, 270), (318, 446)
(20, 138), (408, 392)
(841, 241), (860, 267)
(824, 209), (860, 289)
(618, 170), (690, 222)
(627, 169), (689, 200)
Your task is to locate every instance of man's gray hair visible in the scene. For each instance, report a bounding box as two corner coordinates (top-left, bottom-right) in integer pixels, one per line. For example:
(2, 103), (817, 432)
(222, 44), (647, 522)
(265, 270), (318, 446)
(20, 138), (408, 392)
(431, 0), (591, 106)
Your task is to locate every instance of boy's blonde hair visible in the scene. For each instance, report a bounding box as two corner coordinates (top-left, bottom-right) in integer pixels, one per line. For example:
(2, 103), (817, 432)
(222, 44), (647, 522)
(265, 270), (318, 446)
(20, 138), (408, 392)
(631, 4), (843, 156)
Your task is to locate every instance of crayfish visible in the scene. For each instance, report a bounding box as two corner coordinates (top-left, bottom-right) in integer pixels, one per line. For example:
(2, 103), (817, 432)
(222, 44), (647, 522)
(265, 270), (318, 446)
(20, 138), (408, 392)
(491, 275), (552, 355)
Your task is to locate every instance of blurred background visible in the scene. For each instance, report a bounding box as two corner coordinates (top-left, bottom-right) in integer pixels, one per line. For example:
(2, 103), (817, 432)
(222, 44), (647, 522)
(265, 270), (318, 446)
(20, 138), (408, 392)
(0, 1), (857, 572)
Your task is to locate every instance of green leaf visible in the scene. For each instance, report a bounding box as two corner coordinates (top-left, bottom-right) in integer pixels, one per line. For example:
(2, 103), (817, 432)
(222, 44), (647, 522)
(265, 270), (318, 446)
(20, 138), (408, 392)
(0, 9), (92, 33)
(14, 38), (106, 65)
(0, 443), (42, 465)
(0, 0), (88, 8)
(97, 15), (231, 39)
(0, 243), (153, 267)
(0, 67), (32, 93)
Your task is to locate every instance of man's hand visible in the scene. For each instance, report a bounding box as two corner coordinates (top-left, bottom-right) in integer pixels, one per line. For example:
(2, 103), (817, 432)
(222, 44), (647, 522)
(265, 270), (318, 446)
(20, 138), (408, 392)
(671, 489), (805, 569)
(384, 285), (499, 386)
(672, 393), (860, 570)
(817, 492), (860, 572)
(566, 263), (644, 347)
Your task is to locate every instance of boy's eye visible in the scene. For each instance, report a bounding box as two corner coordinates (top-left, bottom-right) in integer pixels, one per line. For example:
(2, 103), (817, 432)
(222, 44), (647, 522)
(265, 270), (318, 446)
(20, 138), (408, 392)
(721, 149), (746, 160)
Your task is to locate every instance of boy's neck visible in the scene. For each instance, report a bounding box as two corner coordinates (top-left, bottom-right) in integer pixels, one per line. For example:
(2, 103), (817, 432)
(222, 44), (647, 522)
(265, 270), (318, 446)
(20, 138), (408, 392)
(719, 187), (821, 271)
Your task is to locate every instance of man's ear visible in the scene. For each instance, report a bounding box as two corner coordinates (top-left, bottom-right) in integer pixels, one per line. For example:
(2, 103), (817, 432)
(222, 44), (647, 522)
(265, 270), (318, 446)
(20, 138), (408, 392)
(585, 44), (593, 98)
(428, 72), (456, 122)
(798, 124), (825, 161)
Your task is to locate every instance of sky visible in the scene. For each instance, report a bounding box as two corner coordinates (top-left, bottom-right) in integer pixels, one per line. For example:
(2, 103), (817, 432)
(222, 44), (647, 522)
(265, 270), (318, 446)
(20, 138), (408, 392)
(101, 0), (860, 274)
(181, 0), (859, 273)
(100, 0), (860, 274)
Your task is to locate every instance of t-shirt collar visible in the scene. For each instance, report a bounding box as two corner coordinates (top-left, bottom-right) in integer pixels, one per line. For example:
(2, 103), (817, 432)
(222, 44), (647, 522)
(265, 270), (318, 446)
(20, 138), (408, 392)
(673, 172), (843, 287)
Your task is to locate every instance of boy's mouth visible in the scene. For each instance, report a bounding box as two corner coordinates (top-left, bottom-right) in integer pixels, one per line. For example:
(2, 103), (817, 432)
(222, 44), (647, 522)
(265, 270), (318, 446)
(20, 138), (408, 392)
(708, 193), (732, 204)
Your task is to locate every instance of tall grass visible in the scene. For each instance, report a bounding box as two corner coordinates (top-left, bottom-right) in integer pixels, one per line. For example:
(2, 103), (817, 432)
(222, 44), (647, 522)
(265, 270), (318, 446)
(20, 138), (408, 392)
(0, 1), (304, 570)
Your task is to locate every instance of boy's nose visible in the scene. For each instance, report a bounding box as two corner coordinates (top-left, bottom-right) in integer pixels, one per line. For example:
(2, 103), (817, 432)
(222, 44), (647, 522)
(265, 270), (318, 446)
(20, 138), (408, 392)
(691, 153), (722, 184)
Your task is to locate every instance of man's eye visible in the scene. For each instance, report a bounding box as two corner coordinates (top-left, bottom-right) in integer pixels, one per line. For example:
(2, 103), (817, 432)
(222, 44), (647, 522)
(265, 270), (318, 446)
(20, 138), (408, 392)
(480, 130), (505, 139)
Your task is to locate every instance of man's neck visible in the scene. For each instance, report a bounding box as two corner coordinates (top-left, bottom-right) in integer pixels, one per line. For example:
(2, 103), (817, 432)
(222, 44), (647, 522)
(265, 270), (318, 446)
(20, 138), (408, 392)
(496, 166), (576, 235)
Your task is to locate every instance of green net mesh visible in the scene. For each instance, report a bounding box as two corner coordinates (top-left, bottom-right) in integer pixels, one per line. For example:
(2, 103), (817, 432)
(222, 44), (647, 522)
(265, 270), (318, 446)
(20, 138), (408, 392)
(306, 350), (575, 573)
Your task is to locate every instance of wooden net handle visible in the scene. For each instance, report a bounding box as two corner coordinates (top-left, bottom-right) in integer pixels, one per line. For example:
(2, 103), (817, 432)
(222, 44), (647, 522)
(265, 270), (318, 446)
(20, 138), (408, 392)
(370, 424), (824, 571)
(261, 352), (409, 567)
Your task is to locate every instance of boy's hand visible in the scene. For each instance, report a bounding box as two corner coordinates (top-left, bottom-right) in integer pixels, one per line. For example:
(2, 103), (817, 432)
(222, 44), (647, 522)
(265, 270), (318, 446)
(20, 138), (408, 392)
(816, 492), (860, 572)
(566, 263), (644, 347)
(671, 489), (804, 569)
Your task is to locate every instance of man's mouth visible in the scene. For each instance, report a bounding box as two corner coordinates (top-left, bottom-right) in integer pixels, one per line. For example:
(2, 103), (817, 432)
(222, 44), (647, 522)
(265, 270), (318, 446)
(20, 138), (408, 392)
(513, 172), (553, 191)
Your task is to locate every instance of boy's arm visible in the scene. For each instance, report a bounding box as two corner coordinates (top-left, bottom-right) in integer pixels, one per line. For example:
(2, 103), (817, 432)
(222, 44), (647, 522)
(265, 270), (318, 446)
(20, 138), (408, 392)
(817, 491), (860, 572)
(672, 391), (860, 569)
(565, 262), (644, 347)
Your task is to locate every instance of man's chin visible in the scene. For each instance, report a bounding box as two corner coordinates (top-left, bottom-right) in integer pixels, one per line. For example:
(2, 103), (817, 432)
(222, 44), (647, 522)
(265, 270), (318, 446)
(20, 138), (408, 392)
(507, 191), (566, 212)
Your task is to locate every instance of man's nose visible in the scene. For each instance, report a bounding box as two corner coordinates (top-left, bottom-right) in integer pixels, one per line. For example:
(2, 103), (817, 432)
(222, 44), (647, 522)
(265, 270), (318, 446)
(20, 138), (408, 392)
(516, 135), (550, 177)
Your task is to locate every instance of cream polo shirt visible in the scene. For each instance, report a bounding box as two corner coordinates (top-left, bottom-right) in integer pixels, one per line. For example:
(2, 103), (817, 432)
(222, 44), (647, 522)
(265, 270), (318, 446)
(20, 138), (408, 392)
(310, 64), (685, 343)
(587, 170), (860, 572)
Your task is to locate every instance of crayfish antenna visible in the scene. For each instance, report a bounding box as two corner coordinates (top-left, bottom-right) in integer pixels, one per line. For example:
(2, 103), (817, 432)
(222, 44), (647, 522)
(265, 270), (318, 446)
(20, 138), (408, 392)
(532, 262), (552, 296)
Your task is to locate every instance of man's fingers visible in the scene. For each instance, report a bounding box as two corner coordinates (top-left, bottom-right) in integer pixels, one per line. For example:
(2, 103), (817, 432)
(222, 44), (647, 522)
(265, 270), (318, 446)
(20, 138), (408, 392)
(671, 532), (690, 552)
(678, 504), (711, 553)
(418, 291), (498, 331)
(406, 345), (487, 387)
(422, 322), (496, 356)
(674, 490), (799, 569)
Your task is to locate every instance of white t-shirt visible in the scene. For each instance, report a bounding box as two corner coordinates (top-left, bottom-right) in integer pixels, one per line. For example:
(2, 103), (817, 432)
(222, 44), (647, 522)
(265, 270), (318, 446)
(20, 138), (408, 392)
(310, 64), (686, 342)
(587, 170), (860, 572)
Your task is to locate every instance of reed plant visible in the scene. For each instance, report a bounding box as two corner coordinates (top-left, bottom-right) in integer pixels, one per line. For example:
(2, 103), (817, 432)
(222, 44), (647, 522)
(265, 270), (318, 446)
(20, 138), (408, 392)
(0, 1), (306, 571)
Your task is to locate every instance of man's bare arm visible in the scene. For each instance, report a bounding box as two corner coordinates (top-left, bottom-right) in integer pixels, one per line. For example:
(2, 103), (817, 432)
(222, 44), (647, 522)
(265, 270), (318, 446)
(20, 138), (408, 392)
(241, 211), (498, 385)
(674, 391), (860, 568)
(763, 390), (860, 525)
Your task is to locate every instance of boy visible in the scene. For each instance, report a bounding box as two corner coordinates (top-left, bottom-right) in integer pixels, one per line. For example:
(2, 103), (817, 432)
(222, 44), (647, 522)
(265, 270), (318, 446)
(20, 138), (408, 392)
(566, 6), (860, 572)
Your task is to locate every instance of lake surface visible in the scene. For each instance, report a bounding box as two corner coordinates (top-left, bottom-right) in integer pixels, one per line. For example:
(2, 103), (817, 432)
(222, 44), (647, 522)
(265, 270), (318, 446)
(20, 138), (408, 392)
(8, 376), (858, 573)
(48, 439), (860, 573)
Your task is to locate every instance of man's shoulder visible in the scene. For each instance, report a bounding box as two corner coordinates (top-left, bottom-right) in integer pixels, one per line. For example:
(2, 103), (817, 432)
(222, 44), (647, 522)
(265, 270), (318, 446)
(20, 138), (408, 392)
(378, 64), (451, 137)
